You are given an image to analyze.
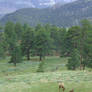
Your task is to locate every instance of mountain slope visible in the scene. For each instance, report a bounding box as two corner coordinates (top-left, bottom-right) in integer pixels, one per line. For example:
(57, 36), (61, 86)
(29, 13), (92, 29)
(0, 0), (92, 27)
(0, 0), (75, 15)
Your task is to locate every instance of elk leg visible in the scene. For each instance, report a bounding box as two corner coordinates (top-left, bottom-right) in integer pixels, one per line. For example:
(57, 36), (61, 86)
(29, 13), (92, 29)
(59, 88), (60, 92)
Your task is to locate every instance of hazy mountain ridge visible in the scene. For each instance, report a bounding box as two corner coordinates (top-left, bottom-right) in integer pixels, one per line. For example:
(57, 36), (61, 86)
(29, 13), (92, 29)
(0, 0), (76, 14)
(0, 0), (92, 27)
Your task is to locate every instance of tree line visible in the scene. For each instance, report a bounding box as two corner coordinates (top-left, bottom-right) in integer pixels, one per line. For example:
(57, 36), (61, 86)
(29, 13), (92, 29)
(0, 19), (92, 70)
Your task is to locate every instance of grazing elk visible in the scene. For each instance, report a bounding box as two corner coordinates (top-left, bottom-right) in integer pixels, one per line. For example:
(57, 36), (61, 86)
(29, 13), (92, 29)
(69, 89), (74, 92)
(58, 82), (65, 92)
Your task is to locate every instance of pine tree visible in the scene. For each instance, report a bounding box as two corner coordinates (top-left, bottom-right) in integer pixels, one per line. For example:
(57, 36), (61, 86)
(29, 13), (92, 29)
(21, 24), (35, 60)
(15, 22), (23, 41)
(35, 26), (52, 61)
(66, 49), (80, 70)
(5, 22), (22, 66)
(10, 46), (22, 66)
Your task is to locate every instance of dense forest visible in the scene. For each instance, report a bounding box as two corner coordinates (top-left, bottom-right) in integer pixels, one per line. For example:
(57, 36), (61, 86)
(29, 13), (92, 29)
(0, 19), (92, 70)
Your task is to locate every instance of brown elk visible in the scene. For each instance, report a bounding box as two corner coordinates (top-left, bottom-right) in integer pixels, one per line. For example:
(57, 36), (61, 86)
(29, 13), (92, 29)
(69, 89), (74, 92)
(58, 82), (65, 92)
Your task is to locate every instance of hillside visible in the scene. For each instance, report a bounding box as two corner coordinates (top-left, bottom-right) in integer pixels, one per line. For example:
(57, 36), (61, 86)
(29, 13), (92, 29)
(0, 0), (92, 27)
(0, 0), (74, 15)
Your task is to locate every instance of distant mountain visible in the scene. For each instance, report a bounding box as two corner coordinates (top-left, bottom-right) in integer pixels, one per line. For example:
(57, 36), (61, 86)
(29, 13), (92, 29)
(1, 0), (92, 27)
(0, 14), (4, 19)
(0, 0), (76, 15)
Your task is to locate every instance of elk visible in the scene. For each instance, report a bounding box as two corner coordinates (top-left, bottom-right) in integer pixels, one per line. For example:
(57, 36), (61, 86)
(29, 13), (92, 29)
(58, 82), (65, 92)
(69, 89), (74, 92)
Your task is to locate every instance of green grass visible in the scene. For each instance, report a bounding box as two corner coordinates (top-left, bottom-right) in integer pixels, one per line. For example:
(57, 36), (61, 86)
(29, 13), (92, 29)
(0, 71), (92, 92)
(43, 56), (68, 71)
(0, 56), (68, 76)
(0, 56), (92, 92)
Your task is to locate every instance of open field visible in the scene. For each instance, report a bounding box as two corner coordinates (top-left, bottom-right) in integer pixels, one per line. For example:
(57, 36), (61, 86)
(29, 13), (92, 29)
(0, 56), (92, 92)
(0, 56), (68, 76)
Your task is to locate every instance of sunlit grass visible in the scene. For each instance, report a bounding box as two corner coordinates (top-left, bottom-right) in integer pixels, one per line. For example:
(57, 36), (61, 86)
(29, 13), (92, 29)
(0, 56), (92, 92)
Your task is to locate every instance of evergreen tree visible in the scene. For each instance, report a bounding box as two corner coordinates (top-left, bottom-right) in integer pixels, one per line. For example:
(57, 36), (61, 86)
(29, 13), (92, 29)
(50, 25), (59, 52)
(35, 26), (52, 61)
(66, 49), (80, 70)
(5, 22), (22, 66)
(83, 20), (92, 68)
(79, 20), (92, 69)
(10, 46), (22, 66)
(0, 32), (6, 59)
(35, 24), (42, 31)
(66, 20), (92, 70)
(59, 28), (68, 57)
(4, 22), (17, 54)
(21, 25), (35, 60)
(65, 26), (81, 56)
(15, 22), (23, 41)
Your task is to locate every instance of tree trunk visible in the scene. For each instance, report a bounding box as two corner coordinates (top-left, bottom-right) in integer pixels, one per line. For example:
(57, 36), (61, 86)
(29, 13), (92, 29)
(27, 50), (30, 60)
(40, 55), (42, 61)
(83, 64), (85, 70)
(80, 54), (83, 70)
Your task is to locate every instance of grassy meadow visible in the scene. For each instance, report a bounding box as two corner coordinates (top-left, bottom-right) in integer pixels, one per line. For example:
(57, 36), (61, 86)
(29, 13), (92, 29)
(0, 56), (92, 92)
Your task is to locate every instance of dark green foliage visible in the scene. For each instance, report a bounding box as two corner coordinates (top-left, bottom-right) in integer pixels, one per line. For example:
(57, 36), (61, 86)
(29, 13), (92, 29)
(87, 59), (92, 68)
(10, 46), (22, 66)
(50, 26), (60, 51)
(66, 19), (92, 70)
(60, 26), (81, 57)
(35, 26), (53, 61)
(1, 18), (92, 69)
(4, 22), (22, 66)
(66, 49), (80, 70)
(82, 20), (92, 68)
(0, 32), (6, 58)
(0, 43), (4, 58)
(21, 24), (35, 60)
(15, 22), (23, 40)
(79, 20), (92, 69)
(60, 28), (71, 56)
(4, 22), (17, 54)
